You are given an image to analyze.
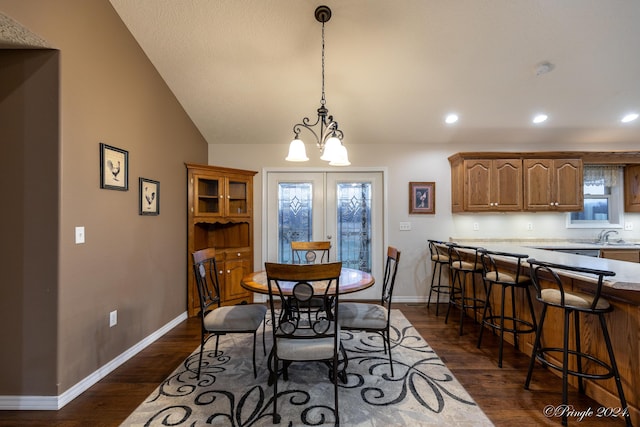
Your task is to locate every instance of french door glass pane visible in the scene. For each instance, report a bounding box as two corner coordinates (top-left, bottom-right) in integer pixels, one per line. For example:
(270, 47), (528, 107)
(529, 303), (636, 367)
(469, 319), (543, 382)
(278, 183), (312, 263)
(336, 182), (372, 272)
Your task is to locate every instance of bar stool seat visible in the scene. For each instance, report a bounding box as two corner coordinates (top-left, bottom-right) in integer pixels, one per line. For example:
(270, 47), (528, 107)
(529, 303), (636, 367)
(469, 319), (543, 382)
(427, 240), (451, 316)
(445, 244), (486, 335)
(476, 249), (537, 368)
(524, 259), (632, 427)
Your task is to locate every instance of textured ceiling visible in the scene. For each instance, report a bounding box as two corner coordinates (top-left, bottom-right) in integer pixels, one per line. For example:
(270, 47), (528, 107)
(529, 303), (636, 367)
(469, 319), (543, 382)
(109, 0), (640, 148)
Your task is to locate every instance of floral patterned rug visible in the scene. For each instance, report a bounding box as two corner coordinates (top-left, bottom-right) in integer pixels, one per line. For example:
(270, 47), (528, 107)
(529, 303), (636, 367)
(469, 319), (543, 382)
(121, 310), (493, 426)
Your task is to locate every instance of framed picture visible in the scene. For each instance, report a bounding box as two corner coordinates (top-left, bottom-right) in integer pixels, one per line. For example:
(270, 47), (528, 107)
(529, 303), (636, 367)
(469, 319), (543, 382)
(409, 181), (435, 214)
(139, 177), (160, 215)
(100, 143), (128, 191)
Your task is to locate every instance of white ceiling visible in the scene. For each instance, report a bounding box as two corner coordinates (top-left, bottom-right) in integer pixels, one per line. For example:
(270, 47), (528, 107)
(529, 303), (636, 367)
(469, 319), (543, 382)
(108, 0), (640, 148)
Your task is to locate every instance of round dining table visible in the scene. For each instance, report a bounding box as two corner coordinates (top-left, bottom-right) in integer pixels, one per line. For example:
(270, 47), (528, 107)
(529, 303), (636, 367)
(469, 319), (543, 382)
(241, 267), (375, 296)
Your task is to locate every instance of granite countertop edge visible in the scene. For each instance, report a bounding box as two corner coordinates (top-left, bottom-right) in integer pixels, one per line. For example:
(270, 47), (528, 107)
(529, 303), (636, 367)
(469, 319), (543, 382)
(450, 238), (640, 292)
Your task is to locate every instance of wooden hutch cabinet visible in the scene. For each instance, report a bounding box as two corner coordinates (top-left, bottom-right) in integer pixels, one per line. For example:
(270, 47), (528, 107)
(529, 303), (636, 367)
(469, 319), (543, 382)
(186, 163), (257, 316)
(523, 158), (583, 211)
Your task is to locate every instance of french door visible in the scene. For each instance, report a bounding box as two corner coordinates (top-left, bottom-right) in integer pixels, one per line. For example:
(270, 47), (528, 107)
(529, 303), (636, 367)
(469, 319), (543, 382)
(265, 171), (384, 299)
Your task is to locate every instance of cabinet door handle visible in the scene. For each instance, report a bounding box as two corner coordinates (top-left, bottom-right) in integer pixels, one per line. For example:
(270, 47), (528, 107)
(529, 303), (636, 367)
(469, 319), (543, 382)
(218, 270), (223, 275)
(237, 252), (241, 257)
(227, 269), (231, 274)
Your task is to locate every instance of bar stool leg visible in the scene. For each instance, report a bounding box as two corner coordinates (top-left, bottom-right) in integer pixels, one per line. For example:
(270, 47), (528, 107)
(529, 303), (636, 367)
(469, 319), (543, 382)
(510, 286), (518, 351)
(457, 271), (468, 335)
(599, 314), (633, 427)
(476, 282), (494, 350)
(498, 285), (507, 368)
(427, 261), (445, 316)
(444, 269), (458, 326)
(524, 304), (547, 389)
(574, 311), (584, 394)
(524, 286), (538, 344)
(562, 309), (571, 426)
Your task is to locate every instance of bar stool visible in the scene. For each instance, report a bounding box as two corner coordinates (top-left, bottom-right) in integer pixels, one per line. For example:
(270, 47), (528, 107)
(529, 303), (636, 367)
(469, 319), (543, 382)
(427, 240), (451, 316)
(476, 249), (537, 368)
(445, 244), (486, 335)
(524, 259), (632, 427)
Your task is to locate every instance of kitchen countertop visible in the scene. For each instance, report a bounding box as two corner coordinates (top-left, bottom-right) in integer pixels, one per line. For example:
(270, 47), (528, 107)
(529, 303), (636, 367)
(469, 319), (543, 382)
(450, 239), (640, 292)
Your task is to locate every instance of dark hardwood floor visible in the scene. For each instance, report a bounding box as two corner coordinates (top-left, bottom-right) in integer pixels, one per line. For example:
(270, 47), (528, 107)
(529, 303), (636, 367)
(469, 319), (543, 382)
(0, 303), (628, 426)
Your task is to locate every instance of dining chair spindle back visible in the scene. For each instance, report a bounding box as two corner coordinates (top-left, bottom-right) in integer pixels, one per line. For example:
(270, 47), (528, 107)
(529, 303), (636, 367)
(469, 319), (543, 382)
(265, 261), (344, 425)
(192, 248), (267, 379)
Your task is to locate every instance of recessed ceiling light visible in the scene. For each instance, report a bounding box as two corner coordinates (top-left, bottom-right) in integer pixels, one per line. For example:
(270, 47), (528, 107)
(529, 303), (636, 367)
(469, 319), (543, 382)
(621, 113), (639, 123)
(445, 113), (459, 124)
(532, 114), (548, 124)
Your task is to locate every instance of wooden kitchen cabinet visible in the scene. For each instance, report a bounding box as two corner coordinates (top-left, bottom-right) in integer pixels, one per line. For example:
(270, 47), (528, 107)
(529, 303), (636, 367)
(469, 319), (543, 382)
(463, 158), (523, 211)
(624, 164), (640, 212)
(186, 163), (257, 316)
(599, 248), (640, 263)
(449, 155), (522, 212)
(523, 158), (583, 211)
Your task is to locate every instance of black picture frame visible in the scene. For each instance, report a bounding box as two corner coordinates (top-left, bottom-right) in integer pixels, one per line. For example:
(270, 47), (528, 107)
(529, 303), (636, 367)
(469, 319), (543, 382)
(100, 143), (128, 191)
(139, 177), (160, 216)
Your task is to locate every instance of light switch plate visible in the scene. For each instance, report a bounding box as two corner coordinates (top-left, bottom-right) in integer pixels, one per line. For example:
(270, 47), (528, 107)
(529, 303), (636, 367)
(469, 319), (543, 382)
(399, 222), (411, 231)
(109, 310), (117, 327)
(75, 226), (85, 244)
(625, 222), (634, 231)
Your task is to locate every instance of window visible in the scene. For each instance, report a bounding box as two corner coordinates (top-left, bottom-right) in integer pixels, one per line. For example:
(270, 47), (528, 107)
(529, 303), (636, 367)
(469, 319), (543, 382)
(566, 165), (624, 228)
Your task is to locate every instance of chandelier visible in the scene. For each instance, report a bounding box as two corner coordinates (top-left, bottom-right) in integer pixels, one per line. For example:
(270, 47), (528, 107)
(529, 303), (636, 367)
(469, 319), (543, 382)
(285, 5), (350, 166)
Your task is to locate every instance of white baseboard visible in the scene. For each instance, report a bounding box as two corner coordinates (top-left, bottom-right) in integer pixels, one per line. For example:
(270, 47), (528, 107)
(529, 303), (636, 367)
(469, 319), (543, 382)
(0, 311), (188, 411)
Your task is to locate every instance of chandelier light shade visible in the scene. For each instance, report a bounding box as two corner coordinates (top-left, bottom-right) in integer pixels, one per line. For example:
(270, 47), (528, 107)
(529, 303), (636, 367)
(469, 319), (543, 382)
(286, 5), (350, 166)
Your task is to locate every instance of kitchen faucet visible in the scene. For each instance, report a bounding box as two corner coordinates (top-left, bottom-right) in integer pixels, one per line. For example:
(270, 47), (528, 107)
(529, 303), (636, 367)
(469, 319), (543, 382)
(597, 229), (618, 243)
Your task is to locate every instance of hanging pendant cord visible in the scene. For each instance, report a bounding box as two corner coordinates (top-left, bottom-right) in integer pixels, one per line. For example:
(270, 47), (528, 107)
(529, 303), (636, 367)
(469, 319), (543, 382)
(321, 21), (326, 108)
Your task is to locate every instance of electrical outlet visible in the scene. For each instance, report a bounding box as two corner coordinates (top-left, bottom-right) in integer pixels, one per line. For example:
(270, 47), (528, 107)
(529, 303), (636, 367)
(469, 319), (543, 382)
(527, 222), (533, 231)
(399, 222), (411, 231)
(109, 310), (117, 327)
(75, 226), (85, 244)
(473, 222), (479, 231)
(625, 222), (634, 231)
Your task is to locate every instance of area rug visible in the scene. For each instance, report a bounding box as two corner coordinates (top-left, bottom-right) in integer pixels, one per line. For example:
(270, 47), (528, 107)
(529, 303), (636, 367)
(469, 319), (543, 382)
(121, 310), (493, 426)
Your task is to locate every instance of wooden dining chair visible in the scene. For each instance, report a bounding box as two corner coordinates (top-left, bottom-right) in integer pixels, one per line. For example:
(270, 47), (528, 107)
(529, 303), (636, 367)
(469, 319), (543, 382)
(265, 261), (344, 425)
(291, 241), (331, 264)
(192, 248), (267, 379)
(338, 246), (401, 376)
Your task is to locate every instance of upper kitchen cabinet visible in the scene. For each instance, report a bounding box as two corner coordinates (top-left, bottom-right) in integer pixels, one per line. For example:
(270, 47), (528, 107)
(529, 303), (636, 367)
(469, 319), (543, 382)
(459, 158), (523, 212)
(624, 164), (640, 212)
(450, 154), (522, 212)
(523, 158), (583, 211)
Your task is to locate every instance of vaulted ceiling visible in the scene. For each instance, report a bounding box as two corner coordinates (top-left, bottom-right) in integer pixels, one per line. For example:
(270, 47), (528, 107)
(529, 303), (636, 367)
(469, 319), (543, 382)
(103, 1), (640, 147)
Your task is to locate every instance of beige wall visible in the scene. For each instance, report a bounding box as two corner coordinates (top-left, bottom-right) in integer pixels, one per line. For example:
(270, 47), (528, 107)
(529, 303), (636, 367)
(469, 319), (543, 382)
(0, 0), (207, 396)
(0, 49), (60, 395)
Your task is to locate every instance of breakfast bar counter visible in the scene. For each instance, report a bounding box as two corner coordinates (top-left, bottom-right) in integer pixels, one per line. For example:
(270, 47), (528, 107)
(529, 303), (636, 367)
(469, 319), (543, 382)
(449, 240), (640, 425)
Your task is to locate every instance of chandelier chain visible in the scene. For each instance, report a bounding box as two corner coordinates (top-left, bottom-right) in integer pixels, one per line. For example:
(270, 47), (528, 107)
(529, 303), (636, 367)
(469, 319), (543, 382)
(321, 21), (326, 107)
